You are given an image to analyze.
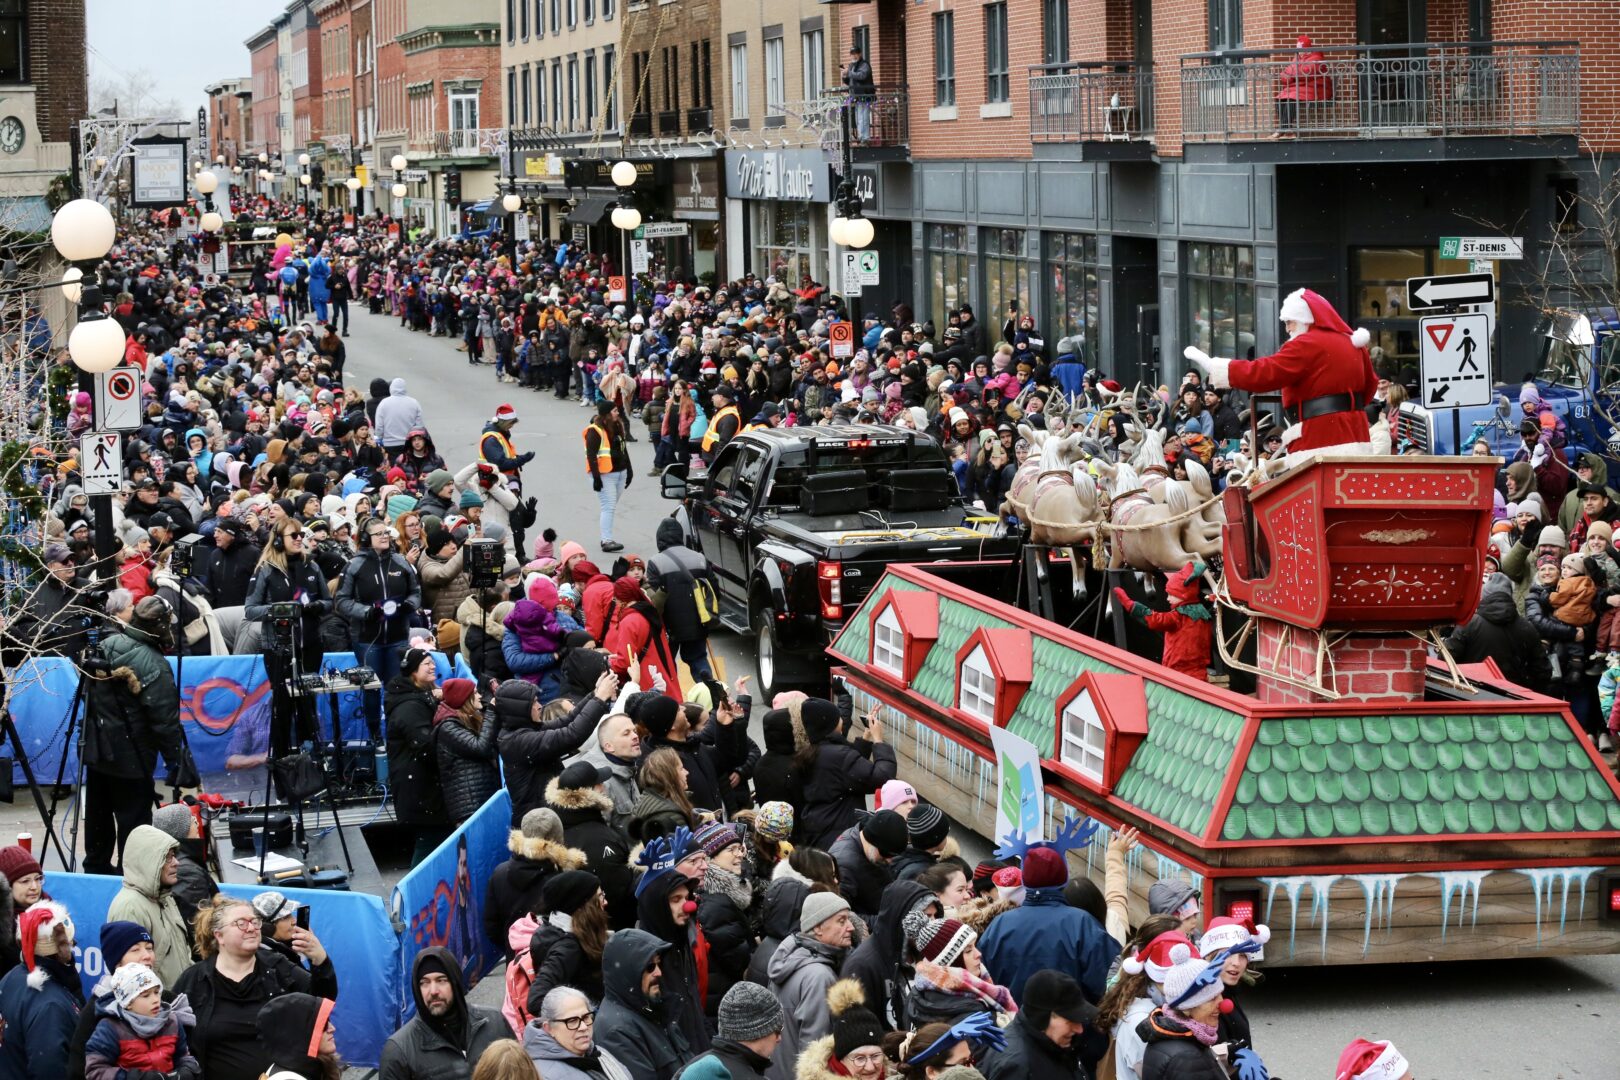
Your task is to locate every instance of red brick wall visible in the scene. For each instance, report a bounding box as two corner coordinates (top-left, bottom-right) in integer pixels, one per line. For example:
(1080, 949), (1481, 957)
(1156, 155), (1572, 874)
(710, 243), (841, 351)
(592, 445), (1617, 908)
(407, 44), (504, 134)
(319, 1), (354, 142)
(250, 39), (282, 155)
(1493, 0), (1617, 152)
(1256, 620), (1427, 704)
(29, 0), (86, 144)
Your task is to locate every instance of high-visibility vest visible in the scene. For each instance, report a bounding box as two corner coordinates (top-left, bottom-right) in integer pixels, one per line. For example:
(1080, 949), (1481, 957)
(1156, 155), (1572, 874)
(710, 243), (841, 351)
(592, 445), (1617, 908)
(702, 406), (741, 452)
(741, 422), (766, 433)
(583, 423), (615, 474)
(481, 429), (520, 475)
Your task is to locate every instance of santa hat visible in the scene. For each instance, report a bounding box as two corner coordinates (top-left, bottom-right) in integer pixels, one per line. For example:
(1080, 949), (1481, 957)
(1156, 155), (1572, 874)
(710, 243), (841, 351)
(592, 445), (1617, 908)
(992, 866), (1025, 906)
(1121, 930), (1199, 983)
(1164, 561), (1207, 606)
(1199, 915), (1271, 956)
(1335, 1039), (1411, 1080)
(1279, 288), (1372, 349)
(492, 403), (519, 424)
(19, 902), (73, 989)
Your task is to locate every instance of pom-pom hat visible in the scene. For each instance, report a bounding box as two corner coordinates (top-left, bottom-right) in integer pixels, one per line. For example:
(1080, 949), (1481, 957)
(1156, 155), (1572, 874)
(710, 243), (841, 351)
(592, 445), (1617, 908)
(1279, 287), (1372, 350)
(1335, 1039), (1411, 1080)
(1121, 930), (1199, 983)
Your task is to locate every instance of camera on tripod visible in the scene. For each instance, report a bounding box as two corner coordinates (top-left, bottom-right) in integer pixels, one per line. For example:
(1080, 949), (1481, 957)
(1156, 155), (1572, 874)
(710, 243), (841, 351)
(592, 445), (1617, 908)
(465, 537), (503, 589)
(266, 602), (303, 650)
(168, 533), (206, 579)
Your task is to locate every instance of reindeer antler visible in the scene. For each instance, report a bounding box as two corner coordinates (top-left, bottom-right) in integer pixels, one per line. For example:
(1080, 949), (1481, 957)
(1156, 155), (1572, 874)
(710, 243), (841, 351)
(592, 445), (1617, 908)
(1052, 815), (1101, 855)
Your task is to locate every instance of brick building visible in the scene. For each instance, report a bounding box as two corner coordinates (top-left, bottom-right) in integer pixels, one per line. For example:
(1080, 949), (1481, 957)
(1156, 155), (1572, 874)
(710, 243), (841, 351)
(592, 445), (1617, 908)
(204, 78), (251, 167)
(400, 14), (503, 236)
(315, 0), (358, 211)
(0, 0), (86, 228)
(290, 0), (325, 165)
(247, 24), (282, 165)
(825, 0), (1607, 388)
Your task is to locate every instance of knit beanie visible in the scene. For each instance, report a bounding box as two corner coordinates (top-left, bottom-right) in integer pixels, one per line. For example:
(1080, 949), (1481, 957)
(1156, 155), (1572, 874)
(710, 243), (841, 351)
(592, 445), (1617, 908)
(1161, 945), (1224, 1012)
(440, 678), (476, 711)
(878, 780), (918, 811)
(98, 922), (153, 969)
(520, 808), (566, 844)
(1021, 846), (1069, 889)
(694, 821), (743, 859)
(1335, 1039), (1411, 1080)
(541, 870), (601, 916)
(1539, 524), (1567, 551)
(425, 468), (453, 492)
(861, 810), (909, 859)
(108, 962), (162, 1008)
(799, 892), (852, 934)
(459, 488), (484, 509)
(828, 980), (884, 1059)
(754, 801), (794, 842)
(915, 918), (976, 966)
(402, 647), (434, 681)
(0, 844), (41, 885)
(800, 697), (841, 743)
(639, 695), (681, 739)
(906, 803), (950, 851)
(150, 803), (196, 842)
(716, 981), (786, 1042)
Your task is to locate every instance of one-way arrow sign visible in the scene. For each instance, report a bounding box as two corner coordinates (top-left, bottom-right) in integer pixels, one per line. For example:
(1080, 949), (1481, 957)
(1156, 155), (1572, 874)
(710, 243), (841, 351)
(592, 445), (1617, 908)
(1406, 272), (1495, 311)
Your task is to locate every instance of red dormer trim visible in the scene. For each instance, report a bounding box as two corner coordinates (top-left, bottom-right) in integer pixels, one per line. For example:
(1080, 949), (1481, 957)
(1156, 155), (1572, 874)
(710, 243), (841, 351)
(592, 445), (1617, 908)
(868, 588), (940, 686)
(953, 626), (1033, 728)
(1052, 670), (1150, 793)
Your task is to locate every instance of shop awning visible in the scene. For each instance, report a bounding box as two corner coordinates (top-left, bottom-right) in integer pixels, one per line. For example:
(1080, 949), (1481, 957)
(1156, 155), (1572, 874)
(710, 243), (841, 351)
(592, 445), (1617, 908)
(565, 194), (616, 224)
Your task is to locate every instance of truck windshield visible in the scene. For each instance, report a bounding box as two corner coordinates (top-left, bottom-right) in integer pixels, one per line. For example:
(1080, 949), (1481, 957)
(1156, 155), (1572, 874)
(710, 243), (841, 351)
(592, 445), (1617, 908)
(1541, 336), (1589, 390)
(765, 440), (951, 509)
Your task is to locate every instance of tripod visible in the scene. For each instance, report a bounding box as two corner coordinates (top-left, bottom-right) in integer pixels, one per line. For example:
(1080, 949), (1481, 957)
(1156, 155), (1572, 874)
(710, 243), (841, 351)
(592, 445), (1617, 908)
(4, 707), (76, 873)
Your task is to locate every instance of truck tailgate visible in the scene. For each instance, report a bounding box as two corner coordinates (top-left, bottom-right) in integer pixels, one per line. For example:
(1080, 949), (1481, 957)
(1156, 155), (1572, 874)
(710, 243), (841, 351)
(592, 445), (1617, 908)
(827, 528), (1017, 609)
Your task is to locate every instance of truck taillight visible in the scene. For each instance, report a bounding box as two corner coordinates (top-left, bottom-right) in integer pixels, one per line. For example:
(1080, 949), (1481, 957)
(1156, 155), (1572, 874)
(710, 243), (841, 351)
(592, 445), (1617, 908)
(1605, 875), (1620, 922)
(1227, 899), (1255, 926)
(818, 560), (843, 620)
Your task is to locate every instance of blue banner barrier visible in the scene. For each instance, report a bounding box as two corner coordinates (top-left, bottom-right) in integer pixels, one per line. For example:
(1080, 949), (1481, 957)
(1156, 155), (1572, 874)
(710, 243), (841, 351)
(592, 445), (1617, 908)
(390, 788), (512, 1018)
(46, 871), (403, 1067)
(9, 651), (472, 785)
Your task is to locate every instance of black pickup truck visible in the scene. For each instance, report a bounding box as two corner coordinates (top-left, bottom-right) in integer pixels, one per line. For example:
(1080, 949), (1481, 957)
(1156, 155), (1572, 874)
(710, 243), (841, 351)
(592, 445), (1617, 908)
(660, 424), (1020, 698)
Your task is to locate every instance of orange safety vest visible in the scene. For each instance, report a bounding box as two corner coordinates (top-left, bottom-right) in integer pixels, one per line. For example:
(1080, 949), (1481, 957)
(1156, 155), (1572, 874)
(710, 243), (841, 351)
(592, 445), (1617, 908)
(702, 405), (741, 452)
(583, 423), (615, 474)
(481, 428), (520, 475)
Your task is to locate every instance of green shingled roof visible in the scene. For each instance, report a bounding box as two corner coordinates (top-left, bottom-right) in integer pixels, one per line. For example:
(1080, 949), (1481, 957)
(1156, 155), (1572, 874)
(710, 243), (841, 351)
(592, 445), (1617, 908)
(834, 571), (1247, 837)
(1221, 713), (1620, 840)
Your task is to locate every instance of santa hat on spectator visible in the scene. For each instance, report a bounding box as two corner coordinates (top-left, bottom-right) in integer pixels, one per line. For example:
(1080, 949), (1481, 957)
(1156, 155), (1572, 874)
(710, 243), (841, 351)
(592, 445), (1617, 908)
(1279, 288), (1371, 349)
(1199, 915), (1270, 956)
(1121, 930), (1200, 983)
(1335, 1039), (1411, 1080)
(992, 866), (1025, 906)
(19, 902), (73, 989)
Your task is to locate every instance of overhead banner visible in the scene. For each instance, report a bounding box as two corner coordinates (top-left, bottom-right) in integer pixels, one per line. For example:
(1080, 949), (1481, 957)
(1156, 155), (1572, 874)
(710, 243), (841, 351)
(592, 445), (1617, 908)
(49, 872), (401, 1066)
(391, 789), (513, 1014)
(129, 136), (188, 208)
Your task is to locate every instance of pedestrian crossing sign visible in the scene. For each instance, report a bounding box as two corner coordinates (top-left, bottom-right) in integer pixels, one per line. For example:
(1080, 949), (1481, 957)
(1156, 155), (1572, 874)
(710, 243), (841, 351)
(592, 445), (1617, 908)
(1418, 312), (1491, 410)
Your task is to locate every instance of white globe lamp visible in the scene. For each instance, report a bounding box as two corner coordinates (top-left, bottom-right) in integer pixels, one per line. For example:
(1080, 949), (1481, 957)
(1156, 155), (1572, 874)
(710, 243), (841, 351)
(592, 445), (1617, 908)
(611, 205), (641, 231)
(298, 153), (311, 167)
(502, 192), (522, 213)
(195, 170), (219, 195)
(258, 151), (269, 163)
(843, 216), (875, 249)
(68, 316), (126, 373)
(60, 266), (83, 304)
(200, 211), (224, 233)
(391, 183), (407, 198)
(51, 199), (117, 262)
(610, 160), (637, 188)
(829, 216), (850, 247)
(345, 177), (361, 192)
(391, 154), (407, 171)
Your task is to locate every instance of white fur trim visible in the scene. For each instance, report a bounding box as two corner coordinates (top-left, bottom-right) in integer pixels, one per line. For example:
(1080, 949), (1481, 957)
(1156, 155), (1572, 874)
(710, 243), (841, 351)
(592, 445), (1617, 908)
(1280, 422), (1304, 447)
(26, 966), (48, 990)
(1168, 942), (1192, 965)
(1351, 327), (1371, 349)
(1121, 953), (1146, 976)
(1282, 441), (1377, 470)
(1358, 1042), (1410, 1080)
(1280, 289), (1313, 325)
(1253, 923), (1271, 945)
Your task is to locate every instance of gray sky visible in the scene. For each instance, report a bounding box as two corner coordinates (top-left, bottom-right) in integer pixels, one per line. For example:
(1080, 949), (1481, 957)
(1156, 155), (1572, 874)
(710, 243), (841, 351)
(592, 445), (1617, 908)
(85, 0), (283, 118)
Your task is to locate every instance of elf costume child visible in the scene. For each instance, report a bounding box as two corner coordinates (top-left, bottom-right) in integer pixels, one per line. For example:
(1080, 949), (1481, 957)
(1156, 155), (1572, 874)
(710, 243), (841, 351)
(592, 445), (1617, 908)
(1115, 561), (1214, 682)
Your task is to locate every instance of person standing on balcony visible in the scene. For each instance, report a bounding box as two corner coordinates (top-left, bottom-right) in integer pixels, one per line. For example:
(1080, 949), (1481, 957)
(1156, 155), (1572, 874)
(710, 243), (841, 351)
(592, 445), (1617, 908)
(1274, 35), (1333, 136)
(844, 46), (876, 144)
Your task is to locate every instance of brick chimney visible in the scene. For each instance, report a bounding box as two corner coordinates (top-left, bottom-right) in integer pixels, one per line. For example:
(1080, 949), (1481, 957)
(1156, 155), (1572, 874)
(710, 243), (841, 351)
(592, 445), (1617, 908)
(1255, 617), (1427, 705)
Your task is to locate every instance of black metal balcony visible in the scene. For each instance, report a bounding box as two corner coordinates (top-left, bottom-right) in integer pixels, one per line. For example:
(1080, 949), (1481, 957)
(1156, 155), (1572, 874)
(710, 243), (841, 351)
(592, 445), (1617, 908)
(686, 106), (714, 133)
(1029, 61), (1154, 143)
(657, 109), (682, 135)
(628, 112), (652, 138)
(1179, 40), (1579, 144)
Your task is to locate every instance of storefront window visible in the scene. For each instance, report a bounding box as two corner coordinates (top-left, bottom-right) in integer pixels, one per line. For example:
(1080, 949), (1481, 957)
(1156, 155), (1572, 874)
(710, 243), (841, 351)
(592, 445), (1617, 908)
(927, 224), (970, 324)
(1185, 241), (1255, 360)
(1045, 232), (1100, 364)
(1353, 246), (1486, 377)
(753, 201), (815, 285)
(983, 228), (1032, 334)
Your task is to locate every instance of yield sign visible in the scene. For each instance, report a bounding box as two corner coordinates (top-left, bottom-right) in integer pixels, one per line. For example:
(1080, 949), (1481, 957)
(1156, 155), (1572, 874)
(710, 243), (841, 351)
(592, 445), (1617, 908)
(1425, 322), (1454, 353)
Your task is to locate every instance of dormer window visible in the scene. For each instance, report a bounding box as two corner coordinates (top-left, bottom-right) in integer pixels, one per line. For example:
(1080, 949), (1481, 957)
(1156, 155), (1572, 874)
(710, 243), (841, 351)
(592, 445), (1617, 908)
(959, 645), (997, 722)
(952, 627), (1032, 727)
(1053, 671), (1149, 793)
(866, 589), (940, 685)
(873, 605), (905, 676)
(1060, 687), (1108, 783)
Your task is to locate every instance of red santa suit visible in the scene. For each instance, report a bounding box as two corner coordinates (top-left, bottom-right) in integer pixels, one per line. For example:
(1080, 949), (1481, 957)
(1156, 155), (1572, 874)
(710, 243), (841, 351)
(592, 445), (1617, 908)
(1185, 289), (1378, 465)
(1115, 562), (1213, 682)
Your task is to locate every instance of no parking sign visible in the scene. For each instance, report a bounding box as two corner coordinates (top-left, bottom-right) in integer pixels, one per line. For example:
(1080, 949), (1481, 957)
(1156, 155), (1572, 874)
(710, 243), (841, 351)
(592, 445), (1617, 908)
(95, 365), (141, 431)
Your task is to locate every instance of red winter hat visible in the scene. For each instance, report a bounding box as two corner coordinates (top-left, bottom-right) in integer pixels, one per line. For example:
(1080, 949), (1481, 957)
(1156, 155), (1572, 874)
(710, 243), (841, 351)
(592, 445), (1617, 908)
(1165, 561), (1207, 605)
(1021, 845), (1069, 889)
(1335, 1039), (1410, 1080)
(614, 577), (649, 604)
(440, 678), (477, 711)
(492, 403), (519, 424)
(1280, 288), (1371, 349)
(1121, 930), (1200, 983)
(571, 559), (601, 584)
(1199, 915), (1271, 956)
(0, 843), (41, 885)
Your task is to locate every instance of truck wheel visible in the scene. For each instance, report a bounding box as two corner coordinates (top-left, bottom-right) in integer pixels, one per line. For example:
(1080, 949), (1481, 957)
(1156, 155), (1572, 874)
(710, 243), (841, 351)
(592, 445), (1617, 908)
(754, 607), (787, 702)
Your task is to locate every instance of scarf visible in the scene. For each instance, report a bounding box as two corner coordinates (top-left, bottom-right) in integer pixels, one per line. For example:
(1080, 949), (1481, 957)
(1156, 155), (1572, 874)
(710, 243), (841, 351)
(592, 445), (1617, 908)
(1165, 1008), (1220, 1045)
(912, 959), (1018, 1015)
(702, 864), (753, 909)
(118, 992), (197, 1038)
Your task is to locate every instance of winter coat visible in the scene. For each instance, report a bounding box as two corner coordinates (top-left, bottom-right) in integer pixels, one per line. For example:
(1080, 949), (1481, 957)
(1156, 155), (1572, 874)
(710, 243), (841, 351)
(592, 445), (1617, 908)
(1558, 453), (1620, 533)
(1120, 600), (1213, 682)
(385, 674), (447, 826)
(630, 789), (694, 844)
(827, 826), (896, 930)
(574, 745), (640, 833)
(200, 539), (261, 609)
(1138, 1009), (1226, 1080)
(1443, 572), (1552, 693)
(694, 867), (754, 1015)
(170, 948), (338, 1079)
(336, 548), (423, 647)
(1275, 47), (1332, 101)
(642, 724), (748, 820)
(170, 838), (218, 929)
(434, 704), (504, 822)
(636, 873), (710, 1058)
(525, 915), (606, 1015)
(678, 1040), (773, 1080)
(0, 957), (84, 1080)
(83, 996), (198, 1080)
(499, 694), (608, 825)
(979, 1009), (1089, 1080)
(647, 535), (712, 645)
(375, 378), (427, 447)
(839, 879), (932, 1031)
(457, 596), (515, 683)
(606, 605), (680, 699)
(546, 777), (637, 931)
(484, 829), (589, 956)
(82, 623), (187, 780)
(799, 733), (897, 850)
(594, 929), (692, 1080)
(751, 708), (805, 820)
(422, 547), (473, 626)
(106, 826), (192, 987)
(523, 1022), (634, 1080)
(379, 947), (512, 1080)
(746, 863), (814, 987)
(978, 885), (1117, 1004)
(766, 934), (849, 1078)
(245, 556), (332, 654)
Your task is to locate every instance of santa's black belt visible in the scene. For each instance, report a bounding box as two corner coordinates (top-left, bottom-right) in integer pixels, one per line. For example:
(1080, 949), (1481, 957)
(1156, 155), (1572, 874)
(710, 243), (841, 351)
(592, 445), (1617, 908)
(1299, 393), (1360, 421)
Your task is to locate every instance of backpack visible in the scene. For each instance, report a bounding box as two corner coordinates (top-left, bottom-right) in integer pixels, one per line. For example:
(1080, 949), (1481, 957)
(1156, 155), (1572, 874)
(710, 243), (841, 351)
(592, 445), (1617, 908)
(689, 401), (709, 443)
(692, 574), (721, 630)
(501, 913), (541, 1035)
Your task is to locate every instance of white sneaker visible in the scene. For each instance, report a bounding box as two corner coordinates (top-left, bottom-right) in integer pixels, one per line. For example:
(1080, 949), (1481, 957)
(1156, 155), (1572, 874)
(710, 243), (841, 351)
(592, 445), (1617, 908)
(1601, 733), (1615, 753)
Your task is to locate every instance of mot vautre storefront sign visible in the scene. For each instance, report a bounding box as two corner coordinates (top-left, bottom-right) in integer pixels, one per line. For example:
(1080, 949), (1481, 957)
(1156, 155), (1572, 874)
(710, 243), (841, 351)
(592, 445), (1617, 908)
(725, 148), (833, 203)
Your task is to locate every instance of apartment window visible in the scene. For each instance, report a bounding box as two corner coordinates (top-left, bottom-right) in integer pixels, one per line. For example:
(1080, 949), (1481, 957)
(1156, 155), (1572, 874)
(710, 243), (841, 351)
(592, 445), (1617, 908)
(690, 43), (701, 108)
(450, 89), (480, 137)
(851, 24), (869, 64)
(507, 68), (518, 125)
(520, 0), (529, 38)
(585, 53), (597, 126)
(703, 41), (713, 109)
(604, 46), (616, 127)
(984, 2), (1009, 103)
(958, 646), (997, 724)
(567, 0), (577, 28)
(928, 224), (969, 324)
(802, 29), (825, 98)
(1208, 0), (1241, 51)
(535, 0), (544, 36)
(1045, 232), (1100, 366)
(765, 35), (785, 116)
(568, 56), (580, 127)
(537, 64), (548, 124)
(552, 62), (563, 125)
(1059, 689), (1108, 783)
(933, 13), (955, 107)
(1352, 247), (1483, 367)
(983, 228), (1031, 323)
(603, 0), (614, 18)
(584, 0), (594, 22)
(550, 0), (561, 33)
(521, 65), (533, 124)
(873, 607), (904, 676)
(507, 0), (516, 40)
(1043, 0), (1070, 65)
(1185, 242), (1256, 359)
(730, 42), (748, 119)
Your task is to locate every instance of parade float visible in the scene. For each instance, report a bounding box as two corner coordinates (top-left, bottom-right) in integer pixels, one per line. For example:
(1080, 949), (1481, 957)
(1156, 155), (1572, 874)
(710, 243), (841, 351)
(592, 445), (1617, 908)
(828, 446), (1620, 966)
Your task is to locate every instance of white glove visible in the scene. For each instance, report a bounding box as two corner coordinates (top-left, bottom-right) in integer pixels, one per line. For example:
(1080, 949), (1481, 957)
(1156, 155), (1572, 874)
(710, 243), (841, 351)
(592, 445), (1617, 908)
(1281, 422), (1304, 448)
(1183, 346), (1232, 390)
(651, 668), (667, 693)
(1531, 441), (1548, 470)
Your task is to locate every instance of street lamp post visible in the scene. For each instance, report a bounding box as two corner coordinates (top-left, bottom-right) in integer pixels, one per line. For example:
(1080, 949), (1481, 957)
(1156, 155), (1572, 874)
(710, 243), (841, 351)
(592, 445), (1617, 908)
(828, 99), (874, 329)
(610, 160), (639, 311)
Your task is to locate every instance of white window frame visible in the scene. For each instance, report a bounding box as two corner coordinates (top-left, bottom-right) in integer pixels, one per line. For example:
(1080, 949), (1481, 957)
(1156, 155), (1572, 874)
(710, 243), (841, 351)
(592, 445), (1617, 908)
(802, 29), (825, 99)
(873, 606), (905, 677)
(958, 645), (997, 723)
(449, 89), (480, 138)
(1059, 688), (1108, 784)
(765, 36), (785, 117)
(730, 42), (748, 119)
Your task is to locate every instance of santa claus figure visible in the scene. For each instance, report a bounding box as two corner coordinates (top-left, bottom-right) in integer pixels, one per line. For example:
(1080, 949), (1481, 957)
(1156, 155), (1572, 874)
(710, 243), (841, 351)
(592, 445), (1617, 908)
(1184, 288), (1379, 467)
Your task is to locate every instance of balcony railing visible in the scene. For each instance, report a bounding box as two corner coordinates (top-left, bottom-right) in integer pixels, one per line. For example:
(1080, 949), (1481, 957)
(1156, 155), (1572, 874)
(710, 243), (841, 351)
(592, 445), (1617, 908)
(657, 110), (682, 135)
(1180, 40), (1579, 142)
(772, 86), (909, 154)
(686, 106), (714, 133)
(430, 128), (504, 156)
(1029, 61), (1154, 142)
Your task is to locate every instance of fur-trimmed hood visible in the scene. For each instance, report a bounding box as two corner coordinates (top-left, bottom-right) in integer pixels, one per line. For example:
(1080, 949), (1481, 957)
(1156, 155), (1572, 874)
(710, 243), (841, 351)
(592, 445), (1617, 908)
(505, 829), (587, 869)
(772, 857), (815, 886)
(544, 776), (615, 817)
(96, 665), (145, 697)
(956, 894), (1019, 935)
(457, 594), (512, 637)
(792, 1035), (843, 1080)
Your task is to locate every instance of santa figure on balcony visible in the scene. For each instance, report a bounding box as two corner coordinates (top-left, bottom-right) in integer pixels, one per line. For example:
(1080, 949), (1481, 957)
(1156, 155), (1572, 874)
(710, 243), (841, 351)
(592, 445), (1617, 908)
(1184, 288), (1379, 467)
